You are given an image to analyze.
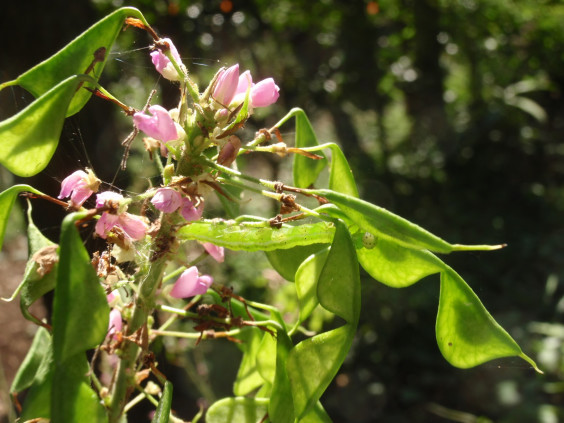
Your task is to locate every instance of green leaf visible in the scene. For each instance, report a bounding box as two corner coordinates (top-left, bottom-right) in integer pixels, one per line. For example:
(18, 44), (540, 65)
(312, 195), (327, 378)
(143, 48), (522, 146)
(357, 237), (444, 287)
(11, 327), (51, 393)
(177, 221), (335, 251)
(327, 143), (358, 198)
(206, 397), (269, 423)
(266, 243), (327, 282)
(437, 267), (541, 372)
(52, 212), (109, 362)
(50, 212), (109, 421)
(18, 204), (58, 325)
(268, 330), (295, 423)
(314, 189), (502, 254)
(300, 402), (333, 423)
(233, 329), (266, 396)
(273, 108), (327, 188)
(0, 75), (94, 177)
(287, 221), (360, 418)
(256, 333), (277, 384)
(294, 247), (330, 325)
(0, 185), (45, 251)
(151, 381), (173, 423)
(12, 7), (149, 117)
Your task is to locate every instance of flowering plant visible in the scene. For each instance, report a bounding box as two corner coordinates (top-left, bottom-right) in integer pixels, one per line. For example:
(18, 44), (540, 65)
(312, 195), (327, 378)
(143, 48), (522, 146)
(0, 8), (540, 423)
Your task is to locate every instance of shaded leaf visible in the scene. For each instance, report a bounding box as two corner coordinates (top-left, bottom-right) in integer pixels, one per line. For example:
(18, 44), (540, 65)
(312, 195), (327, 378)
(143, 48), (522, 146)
(0, 185), (44, 251)
(294, 247), (330, 325)
(151, 381), (173, 423)
(266, 243), (327, 282)
(233, 329), (266, 396)
(256, 333), (277, 384)
(268, 330), (295, 423)
(206, 397), (269, 423)
(437, 267), (541, 372)
(11, 327), (50, 393)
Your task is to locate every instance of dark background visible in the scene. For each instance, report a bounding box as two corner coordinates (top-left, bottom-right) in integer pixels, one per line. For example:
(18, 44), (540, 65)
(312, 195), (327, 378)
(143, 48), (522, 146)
(1, 0), (564, 421)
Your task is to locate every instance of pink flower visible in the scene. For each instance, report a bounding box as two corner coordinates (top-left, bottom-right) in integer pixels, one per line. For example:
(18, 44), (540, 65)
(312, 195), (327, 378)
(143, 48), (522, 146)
(150, 38), (182, 81)
(58, 169), (100, 208)
(203, 242), (224, 263)
(180, 198), (203, 221)
(95, 191), (123, 209)
(133, 105), (178, 142)
(107, 308), (122, 340)
(232, 70), (280, 108)
(170, 266), (214, 298)
(117, 213), (149, 240)
(151, 188), (183, 213)
(213, 64), (240, 105)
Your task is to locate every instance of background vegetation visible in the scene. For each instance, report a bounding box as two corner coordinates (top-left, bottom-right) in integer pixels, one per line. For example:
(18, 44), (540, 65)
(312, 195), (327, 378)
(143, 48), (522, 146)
(1, 0), (564, 421)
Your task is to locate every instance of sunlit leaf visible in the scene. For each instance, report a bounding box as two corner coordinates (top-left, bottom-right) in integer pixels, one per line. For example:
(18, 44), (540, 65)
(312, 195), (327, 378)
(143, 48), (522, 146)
(11, 7), (149, 117)
(269, 330), (295, 423)
(177, 220), (335, 251)
(287, 221), (360, 418)
(0, 185), (44, 250)
(300, 402), (333, 423)
(357, 237), (444, 287)
(206, 397), (269, 423)
(437, 267), (541, 372)
(313, 189), (502, 254)
(0, 75), (93, 177)
(151, 381), (173, 423)
(327, 143), (358, 198)
(256, 333), (277, 384)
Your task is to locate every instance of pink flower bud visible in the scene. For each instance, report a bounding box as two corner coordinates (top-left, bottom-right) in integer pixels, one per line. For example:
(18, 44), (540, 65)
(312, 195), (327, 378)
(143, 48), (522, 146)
(58, 169), (100, 208)
(107, 308), (122, 340)
(170, 266), (214, 298)
(203, 242), (224, 263)
(151, 188), (183, 213)
(213, 64), (240, 106)
(180, 198), (203, 221)
(250, 78), (280, 108)
(150, 38), (182, 81)
(133, 105), (178, 142)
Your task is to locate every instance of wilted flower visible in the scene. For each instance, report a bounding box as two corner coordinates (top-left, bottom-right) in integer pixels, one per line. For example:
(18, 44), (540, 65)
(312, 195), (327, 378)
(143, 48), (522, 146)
(58, 169), (100, 208)
(203, 242), (224, 263)
(180, 198), (203, 221)
(107, 308), (122, 340)
(151, 188), (183, 213)
(170, 266), (214, 298)
(95, 191), (148, 241)
(133, 105), (178, 142)
(150, 38), (183, 81)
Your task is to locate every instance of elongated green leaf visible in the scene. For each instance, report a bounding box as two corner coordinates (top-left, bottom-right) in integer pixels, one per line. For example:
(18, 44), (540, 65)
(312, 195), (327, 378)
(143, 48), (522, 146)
(327, 143), (358, 198)
(177, 221), (335, 251)
(266, 243), (327, 282)
(256, 333), (277, 384)
(11, 327), (51, 393)
(437, 267), (541, 372)
(294, 247), (330, 325)
(0, 75), (94, 177)
(233, 329), (266, 396)
(357, 237), (444, 287)
(300, 402), (333, 423)
(52, 212), (109, 362)
(13, 7), (148, 117)
(314, 189), (502, 254)
(206, 397), (269, 423)
(151, 381), (173, 423)
(0, 185), (44, 251)
(287, 221), (360, 418)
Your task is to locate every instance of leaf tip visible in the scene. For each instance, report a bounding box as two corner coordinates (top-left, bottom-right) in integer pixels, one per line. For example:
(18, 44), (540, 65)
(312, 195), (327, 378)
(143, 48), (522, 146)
(520, 352), (543, 374)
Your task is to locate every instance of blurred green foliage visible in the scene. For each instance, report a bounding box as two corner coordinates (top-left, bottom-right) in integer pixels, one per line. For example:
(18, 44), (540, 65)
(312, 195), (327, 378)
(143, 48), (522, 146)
(3, 0), (564, 421)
